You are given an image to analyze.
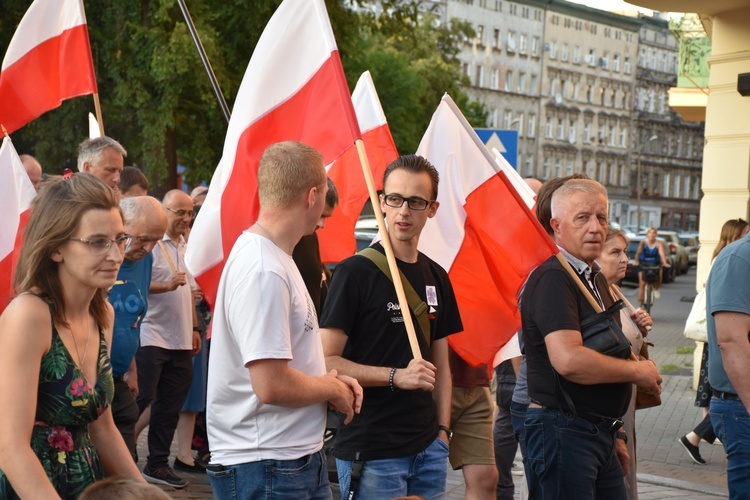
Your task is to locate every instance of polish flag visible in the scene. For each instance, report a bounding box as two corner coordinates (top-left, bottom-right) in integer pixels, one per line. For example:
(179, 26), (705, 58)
(318, 71), (398, 264)
(417, 95), (558, 367)
(0, 0), (97, 134)
(185, 0), (361, 305)
(0, 137), (37, 313)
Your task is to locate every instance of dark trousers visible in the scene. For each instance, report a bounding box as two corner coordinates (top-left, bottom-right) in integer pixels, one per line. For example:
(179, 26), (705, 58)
(136, 346), (193, 469)
(112, 377), (140, 462)
(694, 413), (717, 444)
(494, 382), (517, 500)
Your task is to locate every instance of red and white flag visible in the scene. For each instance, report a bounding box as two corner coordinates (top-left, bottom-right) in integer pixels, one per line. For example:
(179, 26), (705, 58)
(0, 137), (36, 313)
(417, 95), (558, 367)
(318, 71), (398, 264)
(0, 0), (97, 134)
(186, 0), (361, 305)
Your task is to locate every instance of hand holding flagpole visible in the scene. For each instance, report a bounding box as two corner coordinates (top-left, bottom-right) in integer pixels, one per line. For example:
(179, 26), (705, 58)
(355, 140), (422, 360)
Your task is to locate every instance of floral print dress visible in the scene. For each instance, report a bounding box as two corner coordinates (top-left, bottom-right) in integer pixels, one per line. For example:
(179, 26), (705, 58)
(0, 323), (115, 499)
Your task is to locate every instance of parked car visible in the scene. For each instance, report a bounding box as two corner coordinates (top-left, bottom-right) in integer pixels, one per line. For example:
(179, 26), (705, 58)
(656, 230), (690, 274)
(679, 233), (700, 266)
(623, 235), (677, 284)
(354, 217), (379, 252)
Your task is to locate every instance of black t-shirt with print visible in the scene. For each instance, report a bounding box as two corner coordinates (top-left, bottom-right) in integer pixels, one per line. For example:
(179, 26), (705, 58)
(522, 255), (631, 418)
(320, 242), (463, 461)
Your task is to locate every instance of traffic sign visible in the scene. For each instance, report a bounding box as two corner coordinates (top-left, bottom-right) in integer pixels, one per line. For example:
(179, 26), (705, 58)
(474, 129), (519, 169)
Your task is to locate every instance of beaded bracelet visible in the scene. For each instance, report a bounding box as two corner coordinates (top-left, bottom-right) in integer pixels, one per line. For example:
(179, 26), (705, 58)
(389, 367), (398, 392)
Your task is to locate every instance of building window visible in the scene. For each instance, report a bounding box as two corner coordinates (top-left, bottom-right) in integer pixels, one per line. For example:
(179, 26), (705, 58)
(490, 108), (499, 128)
(544, 157), (551, 178)
(575, 20), (582, 31)
(564, 17), (572, 29)
(586, 160), (595, 178)
(613, 53), (620, 72)
(619, 127), (627, 148)
(507, 31), (517, 52)
(517, 113), (524, 136)
(504, 110), (513, 130)
(591, 24), (597, 35)
(601, 51), (609, 70)
(535, 9), (543, 22)
(545, 117), (553, 138)
(518, 72), (527, 93)
(509, 3), (517, 15)
(492, 28), (500, 48)
(555, 158), (563, 177)
(587, 49), (596, 66)
(505, 70), (513, 91)
(528, 114), (536, 138)
(522, 6), (529, 18)
(598, 163), (606, 184)
(609, 163), (617, 185)
(674, 174), (681, 198)
(568, 119), (576, 144)
(557, 118), (565, 140)
(495, 1), (501, 12)
(584, 122), (591, 143)
(549, 41), (557, 59)
(609, 125), (616, 146)
(573, 45), (581, 64)
(525, 157), (533, 176)
(477, 25), (484, 45)
(663, 173), (671, 197)
(490, 68), (500, 90)
(531, 36), (539, 56)
(561, 43), (569, 62)
(520, 34), (528, 53)
(684, 176), (691, 198)
(620, 165), (627, 186)
(604, 27), (611, 38)
(530, 74), (538, 94)
(475, 65), (484, 87)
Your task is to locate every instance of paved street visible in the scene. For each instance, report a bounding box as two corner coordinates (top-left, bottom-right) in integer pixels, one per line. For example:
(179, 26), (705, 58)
(136, 268), (730, 498)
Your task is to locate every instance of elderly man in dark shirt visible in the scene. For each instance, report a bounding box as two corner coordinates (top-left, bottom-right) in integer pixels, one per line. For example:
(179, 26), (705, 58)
(521, 178), (662, 499)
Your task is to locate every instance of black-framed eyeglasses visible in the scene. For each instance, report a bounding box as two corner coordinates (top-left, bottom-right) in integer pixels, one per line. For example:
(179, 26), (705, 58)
(69, 235), (132, 255)
(130, 235), (162, 244)
(382, 194), (434, 211)
(165, 207), (195, 219)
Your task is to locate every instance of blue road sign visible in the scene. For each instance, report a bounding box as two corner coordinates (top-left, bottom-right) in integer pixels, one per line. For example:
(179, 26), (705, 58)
(474, 129), (519, 170)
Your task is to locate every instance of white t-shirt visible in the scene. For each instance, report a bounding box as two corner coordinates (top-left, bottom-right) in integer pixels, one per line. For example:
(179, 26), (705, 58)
(140, 234), (193, 350)
(207, 232), (326, 465)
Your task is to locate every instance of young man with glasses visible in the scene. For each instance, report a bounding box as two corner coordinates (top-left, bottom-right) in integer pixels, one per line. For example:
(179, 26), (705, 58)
(108, 196), (167, 462)
(136, 190), (202, 489)
(320, 155), (463, 499)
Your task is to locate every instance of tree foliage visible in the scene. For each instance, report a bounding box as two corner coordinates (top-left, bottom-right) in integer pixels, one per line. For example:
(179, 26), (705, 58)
(0, 0), (485, 190)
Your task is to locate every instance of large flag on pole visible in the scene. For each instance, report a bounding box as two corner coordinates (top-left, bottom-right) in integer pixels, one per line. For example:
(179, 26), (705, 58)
(186, 0), (361, 305)
(417, 95), (559, 367)
(318, 71), (398, 264)
(0, 0), (97, 134)
(0, 136), (36, 313)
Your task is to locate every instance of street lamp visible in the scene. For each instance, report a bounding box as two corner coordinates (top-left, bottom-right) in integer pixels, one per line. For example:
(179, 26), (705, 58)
(636, 134), (658, 229)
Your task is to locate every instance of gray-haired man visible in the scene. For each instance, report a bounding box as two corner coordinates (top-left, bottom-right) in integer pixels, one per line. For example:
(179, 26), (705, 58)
(77, 136), (127, 193)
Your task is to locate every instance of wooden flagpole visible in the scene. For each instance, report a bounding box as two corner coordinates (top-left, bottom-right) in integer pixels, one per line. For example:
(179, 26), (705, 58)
(355, 139), (422, 360)
(92, 93), (105, 136)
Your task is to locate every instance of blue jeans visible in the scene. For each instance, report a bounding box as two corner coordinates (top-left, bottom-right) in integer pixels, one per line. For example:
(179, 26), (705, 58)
(710, 396), (750, 499)
(336, 437), (449, 500)
(207, 449), (331, 500)
(524, 407), (626, 500)
(510, 401), (529, 459)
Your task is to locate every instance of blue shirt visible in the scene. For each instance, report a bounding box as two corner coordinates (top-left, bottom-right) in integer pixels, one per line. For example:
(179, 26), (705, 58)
(706, 235), (750, 394)
(108, 254), (153, 376)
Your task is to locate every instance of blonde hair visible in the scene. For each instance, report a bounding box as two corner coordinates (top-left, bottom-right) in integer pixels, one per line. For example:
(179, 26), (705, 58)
(713, 218), (748, 260)
(14, 173), (121, 329)
(257, 141), (325, 210)
(79, 478), (171, 500)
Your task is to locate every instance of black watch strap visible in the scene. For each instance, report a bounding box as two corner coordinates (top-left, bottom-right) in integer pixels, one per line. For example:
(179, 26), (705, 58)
(616, 430), (628, 444)
(438, 425), (453, 441)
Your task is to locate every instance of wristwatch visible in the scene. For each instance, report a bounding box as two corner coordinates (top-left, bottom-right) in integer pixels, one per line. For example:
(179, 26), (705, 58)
(438, 425), (453, 441)
(616, 430), (628, 444)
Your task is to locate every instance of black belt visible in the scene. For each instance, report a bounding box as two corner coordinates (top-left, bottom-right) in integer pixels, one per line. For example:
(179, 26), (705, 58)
(577, 412), (624, 434)
(713, 389), (740, 401)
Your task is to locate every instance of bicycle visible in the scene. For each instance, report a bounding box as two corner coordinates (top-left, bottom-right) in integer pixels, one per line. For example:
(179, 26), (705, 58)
(640, 263), (661, 313)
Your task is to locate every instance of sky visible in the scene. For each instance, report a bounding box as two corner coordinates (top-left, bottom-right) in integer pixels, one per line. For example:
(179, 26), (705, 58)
(567, 0), (684, 19)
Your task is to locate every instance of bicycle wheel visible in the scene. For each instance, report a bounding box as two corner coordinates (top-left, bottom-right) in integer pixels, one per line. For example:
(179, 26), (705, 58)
(644, 284), (653, 313)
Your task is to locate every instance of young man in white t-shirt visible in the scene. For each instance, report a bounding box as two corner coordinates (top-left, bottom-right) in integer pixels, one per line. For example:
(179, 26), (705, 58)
(206, 141), (362, 499)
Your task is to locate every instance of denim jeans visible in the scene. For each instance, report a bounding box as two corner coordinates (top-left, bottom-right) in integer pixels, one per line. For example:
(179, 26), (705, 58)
(710, 396), (750, 499)
(524, 407), (626, 500)
(510, 401), (529, 459)
(336, 437), (449, 500)
(207, 449), (331, 500)
(494, 382), (517, 500)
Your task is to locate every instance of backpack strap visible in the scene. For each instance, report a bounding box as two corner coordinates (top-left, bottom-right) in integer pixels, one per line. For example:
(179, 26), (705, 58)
(358, 247), (431, 347)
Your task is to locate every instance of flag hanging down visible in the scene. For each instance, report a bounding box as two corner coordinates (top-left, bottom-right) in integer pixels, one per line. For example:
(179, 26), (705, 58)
(0, 0), (97, 134)
(318, 71), (398, 264)
(0, 137), (37, 313)
(186, 0), (361, 305)
(417, 95), (558, 367)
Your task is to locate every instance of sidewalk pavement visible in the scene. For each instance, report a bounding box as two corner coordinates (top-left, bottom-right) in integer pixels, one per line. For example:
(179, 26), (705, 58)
(135, 269), (729, 498)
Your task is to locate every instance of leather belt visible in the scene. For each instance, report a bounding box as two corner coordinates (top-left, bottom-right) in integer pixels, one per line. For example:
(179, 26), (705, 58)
(713, 389), (740, 401)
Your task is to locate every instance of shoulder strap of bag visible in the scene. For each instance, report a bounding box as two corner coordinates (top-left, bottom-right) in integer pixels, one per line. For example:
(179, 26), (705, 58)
(358, 247), (431, 347)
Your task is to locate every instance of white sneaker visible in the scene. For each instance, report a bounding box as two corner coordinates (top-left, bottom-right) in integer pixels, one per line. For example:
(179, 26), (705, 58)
(655, 290), (661, 299)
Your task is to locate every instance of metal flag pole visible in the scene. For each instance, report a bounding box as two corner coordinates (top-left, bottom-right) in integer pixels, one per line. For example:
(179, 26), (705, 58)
(177, 0), (231, 123)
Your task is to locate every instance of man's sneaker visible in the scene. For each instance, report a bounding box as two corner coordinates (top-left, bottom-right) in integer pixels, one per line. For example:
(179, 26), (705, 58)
(511, 463), (525, 476)
(143, 464), (189, 489)
(678, 435), (706, 464)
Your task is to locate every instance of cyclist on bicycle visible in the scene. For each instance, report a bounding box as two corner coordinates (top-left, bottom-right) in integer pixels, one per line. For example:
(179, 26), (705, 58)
(635, 227), (670, 308)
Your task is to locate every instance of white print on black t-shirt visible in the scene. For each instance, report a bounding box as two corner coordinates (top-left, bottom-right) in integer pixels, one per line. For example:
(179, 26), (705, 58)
(425, 286), (438, 306)
(387, 301), (404, 323)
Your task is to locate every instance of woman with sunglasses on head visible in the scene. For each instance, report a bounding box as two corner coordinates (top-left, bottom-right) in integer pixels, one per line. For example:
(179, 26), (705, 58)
(0, 173), (145, 498)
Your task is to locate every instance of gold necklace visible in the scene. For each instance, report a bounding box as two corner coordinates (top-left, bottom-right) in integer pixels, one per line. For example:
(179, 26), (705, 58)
(69, 319), (92, 369)
(255, 222), (276, 246)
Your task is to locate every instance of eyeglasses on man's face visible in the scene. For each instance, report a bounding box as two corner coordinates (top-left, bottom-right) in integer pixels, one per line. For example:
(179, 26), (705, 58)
(382, 194), (434, 211)
(165, 207), (195, 220)
(68, 235), (132, 255)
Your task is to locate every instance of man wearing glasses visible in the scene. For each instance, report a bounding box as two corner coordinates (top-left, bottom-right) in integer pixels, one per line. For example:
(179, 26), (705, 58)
(136, 190), (202, 489)
(107, 196), (167, 462)
(321, 155), (462, 499)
